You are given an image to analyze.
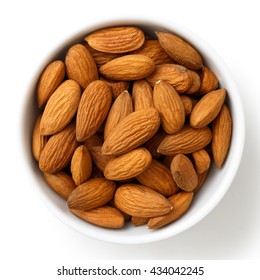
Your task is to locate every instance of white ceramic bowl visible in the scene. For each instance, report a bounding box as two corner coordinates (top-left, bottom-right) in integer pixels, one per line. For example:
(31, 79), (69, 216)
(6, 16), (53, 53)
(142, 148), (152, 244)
(21, 18), (245, 244)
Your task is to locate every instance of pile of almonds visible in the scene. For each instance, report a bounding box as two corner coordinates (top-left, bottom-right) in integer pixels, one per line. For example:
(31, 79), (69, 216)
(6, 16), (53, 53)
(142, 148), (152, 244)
(32, 26), (232, 230)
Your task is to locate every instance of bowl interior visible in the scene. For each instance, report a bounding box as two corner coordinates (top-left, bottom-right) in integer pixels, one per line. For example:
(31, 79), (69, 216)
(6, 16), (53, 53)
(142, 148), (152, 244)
(22, 18), (245, 244)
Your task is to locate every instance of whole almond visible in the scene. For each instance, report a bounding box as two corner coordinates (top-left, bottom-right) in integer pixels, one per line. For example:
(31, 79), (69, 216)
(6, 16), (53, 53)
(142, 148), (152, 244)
(180, 95), (194, 116)
(65, 44), (98, 89)
(148, 191), (194, 229)
(101, 77), (130, 99)
(198, 66), (219, 95)
(192, 148), (211, 174)
(43, 172), (76, 199)
(131, 216), (149, 227)
(99, 54), (155, 81)
(158, 125), (212, 155)
(104, 90), (133, 140)
(170, 154), (198, 192)
(212, 105), (232, 167)
(70, 145), (92, 185)
(40, 80), (81, 135)
(89, 146), (114, 172)
(190, 88), (226, 128)
(102, 108), (160, 156)
(114, 184), (172, 218)
(185, 70), (201, 94)
(32, 113), (47, 161)
(146, 64), (192, 93)
(67, 178), (116, 211)
(132, 79), (154, 111)
(37, 60), (65, 108)
(136, 159), (179, 196)
(76, 80), (112, 142)
(133, 39), (173, 65)
(156, 31), (203, 70)
(144, 131), (166, 159)
(153, 80), (185, 134)
(85, 26), (145, 53)
(39, 122), (78, 173)
(104, 148), (152, 181)
(69, 206), (125, 229)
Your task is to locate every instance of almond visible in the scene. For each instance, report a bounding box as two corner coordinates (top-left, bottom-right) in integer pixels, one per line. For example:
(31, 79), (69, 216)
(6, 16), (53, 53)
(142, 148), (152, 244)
(89, 146), (114, 172)
(76, 80), (112, 142)
(153, 80), (185, 134)
(67, 178), (116, 211)
(69, 205), (125, 229)
(144, 131), (166, 159)
(65, 44), (98, 89)
(102, 108), (160, 156)
(190, 88), (226, 128)
(32, 113), (47, 161)
(104, 90), (133, 140)
(180, 95), (194, 116)
(212, 105), (232, 167)
(194, 171), (208, 194)
(146, 64), (192, 93)
(85, 26), (145, 53)
(198, 66), (219, 95)
(37, 60), (65, 108)
(131, 216), (149, 227)
(99, 54), (155, 81)
(39, 122), (79, 173)
(104, 148), (152, 181)
(192, 148), (211, 174)
(132, 79), (154, 111)
(101, 78), (130, 99)
(158, 125), (212, 155)
(71, 145), (92, 185)
(155, 31), (203, 70)
(114, 184), (172, 218)
(40, 80), (81, 135)
(185, 70), (201, 94)
(133, 39), (173, 65)
(84, 133), (103, 149)
(43, 172), (76, 199)
(170, 154), (198, 192)
(136, 159), (179, 196)
(147, 191), (194, 229)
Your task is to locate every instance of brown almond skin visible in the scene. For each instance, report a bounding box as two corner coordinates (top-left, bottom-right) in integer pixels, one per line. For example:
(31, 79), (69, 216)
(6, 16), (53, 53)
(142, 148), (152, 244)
(194, 171), (208, 194)
(37, 60), (65, 108)
(153, 80), (185, 134)
(190, 88), (226, 128)
(136, 159), (179, 196)
(85, 26), (145, 53)
(212, 105), (232, 168)
(104, 90), (133, 140)
(180, 95), (194, 116)
(102, 108), (160, 156)
(65, 44), (99, 89)
(114, 184), (172, 218)
(99, 54), (155, 81)
(70, 145), (92, 185)
(76, 80), (112, 142)
(101, 78), (130, 99)
(69, 206), (125, 229)
(43, 172), (76, 199)
(192, 148), (211, 174)
(146, 64), (192, 93)
(148, 191), (194, 229)
(170, 154), (198, 192)
(131, 216), (149, 227)
(156, 31), (203, 70)
(40, 80), (81, 135)
(132, 79), (154, 111)
(67, 178), (116, 211)
(198, 66), (219, 95)
(185, 70), (201, 94)
(32, 113), (47, 161)
(84, 134), (103, 150)
(89, 146), (114, 172)
(39, 122), (79, 173)
(104, 148), (152, 181)
(144, 131), (166, 159)
(158, 125), (212, 155)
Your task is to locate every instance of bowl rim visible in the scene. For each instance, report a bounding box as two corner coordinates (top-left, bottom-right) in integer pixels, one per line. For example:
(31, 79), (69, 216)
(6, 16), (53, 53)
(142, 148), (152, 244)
(21, 16), (246, 244)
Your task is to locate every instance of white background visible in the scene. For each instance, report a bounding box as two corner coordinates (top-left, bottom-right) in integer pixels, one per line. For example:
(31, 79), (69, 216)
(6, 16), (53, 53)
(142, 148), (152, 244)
(0, 0), (260, 276)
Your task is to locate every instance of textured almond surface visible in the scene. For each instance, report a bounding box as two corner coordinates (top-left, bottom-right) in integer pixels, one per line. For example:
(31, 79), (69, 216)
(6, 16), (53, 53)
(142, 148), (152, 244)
(156, 31), (203, 70)
(40, 80), (81, 135)
(102, 108), (160, 156)
(158, 125), (212, 155)
(199, 66), (219, 95)
(144, 131), (166, 159)
(153, 80), (185, 134)
(99, 54), (155, 81)
(65, 44), (98, 89)
(67, 178), (116, 211)
(101, 78), (130, 99)
(76, 80), (112, 142)
(131, 216), (149, 227)
(114, 184), (172, 218)
(89, 146), (114, 172)
(32, 113), (47, 161)
(185, 70), (201, 94)
(212, 105), (232, 167)
(132, 79), (154, 111)
(85, 26), (145, 53)
(136, 159), (179, 196)
(180, 95), (194, 116)
(192, 148), (211, 174)
(104, 148), (152, 181)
